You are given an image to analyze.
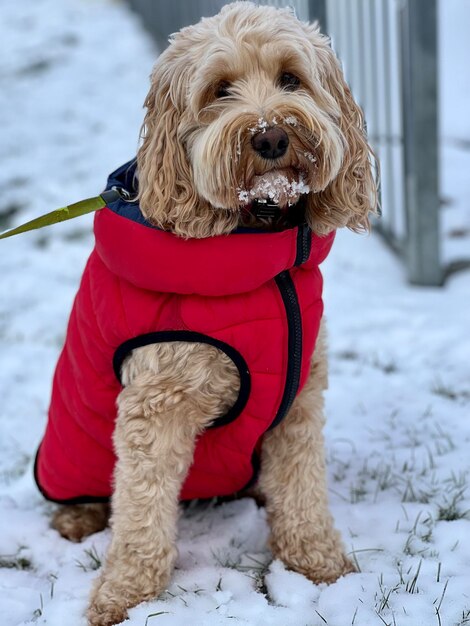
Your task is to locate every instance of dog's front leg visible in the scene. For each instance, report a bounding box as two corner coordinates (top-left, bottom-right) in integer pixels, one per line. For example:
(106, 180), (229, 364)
(86, 382), (197, 626)
(259, 324), (355, 584)
(87, 342), (238, 626)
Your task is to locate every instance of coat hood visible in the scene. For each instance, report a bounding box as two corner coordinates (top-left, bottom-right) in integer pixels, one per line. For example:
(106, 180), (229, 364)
(96, 160), (335, 296)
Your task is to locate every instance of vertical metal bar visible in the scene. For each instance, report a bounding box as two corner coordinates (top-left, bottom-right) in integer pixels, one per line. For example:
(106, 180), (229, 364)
(368, 1), (380, 145)
(349, 2), (360, 94)
(325, 0), (335, 48)
(382, 0), (396, 237)
(331, 0), (341, 53)
(128, 0), (228, 49)
(400, 0), (441, 285)
(368, 0), (383, 222)
(308, 0), (328, 32)
(345, 0), (353, 77)
(392, 0), (408, 241)
(356, 0), (366, 108)
(336, 0), (343, 54)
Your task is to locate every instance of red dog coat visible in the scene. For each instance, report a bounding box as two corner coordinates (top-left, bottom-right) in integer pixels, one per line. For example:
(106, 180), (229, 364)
(34, 161), (334, 503)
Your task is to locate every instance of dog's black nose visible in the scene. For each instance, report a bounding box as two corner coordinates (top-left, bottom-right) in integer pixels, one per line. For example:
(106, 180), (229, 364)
(251, 127), (289, 159)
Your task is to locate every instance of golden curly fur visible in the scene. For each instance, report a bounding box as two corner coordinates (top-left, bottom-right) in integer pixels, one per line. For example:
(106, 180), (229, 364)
(50, 3), (377, 625)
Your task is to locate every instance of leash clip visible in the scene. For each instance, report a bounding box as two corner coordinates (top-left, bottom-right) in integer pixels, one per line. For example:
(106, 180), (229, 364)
(102, 186), (136, 203)
(114, 186), (132, 200)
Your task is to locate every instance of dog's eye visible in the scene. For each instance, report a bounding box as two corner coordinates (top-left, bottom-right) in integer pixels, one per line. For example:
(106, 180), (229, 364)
(215, 80), (231, 98)
(279, 72), (301, 91)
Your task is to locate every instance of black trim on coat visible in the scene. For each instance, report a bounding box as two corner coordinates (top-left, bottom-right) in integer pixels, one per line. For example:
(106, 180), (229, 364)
(242, 449), (261, 491)
(113, 330), (251, 430)
(33, 447), (261, 506)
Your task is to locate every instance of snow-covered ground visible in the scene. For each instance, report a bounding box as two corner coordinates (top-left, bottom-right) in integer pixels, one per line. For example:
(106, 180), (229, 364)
(0, 1), (469, 625)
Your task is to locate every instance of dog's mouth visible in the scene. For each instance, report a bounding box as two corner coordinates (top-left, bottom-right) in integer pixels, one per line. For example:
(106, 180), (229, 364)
(238, 168), (310, 208)
(237, 168), (310, 226)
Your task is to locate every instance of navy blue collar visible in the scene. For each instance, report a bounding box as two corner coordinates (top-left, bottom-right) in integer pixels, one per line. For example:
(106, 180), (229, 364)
(104, 159), (305, 234)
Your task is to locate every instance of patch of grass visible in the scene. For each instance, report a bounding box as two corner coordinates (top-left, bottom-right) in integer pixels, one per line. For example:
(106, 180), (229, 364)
(389, 560), (451, 626)
(76, 545), (102, 572)
(375, 559), (448, 626)
(437, 496), (469, 521)
(0, 202), (25, 230)
(400, 476), (441, 505)
(330, 458), (350, 483)
(405, 559), (422, 593)
(432, 379), (470, 403)
(436, 473), (469, 521)
(350, 479), (368, 504)
(431, 423), (456, 456)
(351, 606), (358, 625)
(145, 612), (170, 625)
(371, 355), (398, 374)
(32, 594), (44, 620)
(212, 549), (272, 601)
(315, 609), (328, 623)
(0, 547), (32, 570)
(348, 547), (384, 573)
(375, 573), (399, 614)
(211, 549), (269, 575)
(166, 582), (205, 608)
(34, 234), (50, 248)
(211, 549), (240, 570)
(434, 579), (449, 626)
(372, 464), (399, 500)
(19, 58), (53, 76)
(336, 349), (360, 361)
(0, 453), (31, 486)
(48, 573), (58, 599)
(432, 380), (459, 401)
(401, 511), (436, 557)
(63, 229), (91, 241)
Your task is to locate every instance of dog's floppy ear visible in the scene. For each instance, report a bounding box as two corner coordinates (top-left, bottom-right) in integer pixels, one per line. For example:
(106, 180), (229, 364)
(307, 31), (378, 234)
(137, 50), (197, 230)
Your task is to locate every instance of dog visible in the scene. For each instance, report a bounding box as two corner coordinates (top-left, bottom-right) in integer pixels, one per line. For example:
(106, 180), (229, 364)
(36, 3), (376, 624)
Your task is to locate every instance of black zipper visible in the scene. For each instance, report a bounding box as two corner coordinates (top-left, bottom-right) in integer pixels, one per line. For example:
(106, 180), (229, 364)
(270, 270), (303, 429)
(269, 224), (311, 430)
(294, 222), (311, 266)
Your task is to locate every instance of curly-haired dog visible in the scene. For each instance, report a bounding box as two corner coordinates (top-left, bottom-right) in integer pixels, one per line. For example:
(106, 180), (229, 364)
(38, 3), (376, 624)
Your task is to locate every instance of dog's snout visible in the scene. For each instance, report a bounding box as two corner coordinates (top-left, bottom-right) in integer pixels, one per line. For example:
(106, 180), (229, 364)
(251, 127), (289, 159)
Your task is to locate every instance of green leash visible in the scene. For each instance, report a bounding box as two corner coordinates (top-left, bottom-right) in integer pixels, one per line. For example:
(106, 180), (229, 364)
(0, 189), (121, 240)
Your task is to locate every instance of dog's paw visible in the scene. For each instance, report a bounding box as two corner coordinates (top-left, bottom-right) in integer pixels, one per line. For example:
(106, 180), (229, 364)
(304, 551), (356, 584)
(272, 531), (357, 585)
(87, 606), (127, 626)
(87, 602), (128, 626)
(52, 503), (109, 542)
(87, 579), (129, 626)
(87, 560), (171, 626)
(279, 549), (356, 584)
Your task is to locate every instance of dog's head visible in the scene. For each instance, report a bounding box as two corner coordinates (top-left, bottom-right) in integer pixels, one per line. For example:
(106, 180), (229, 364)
(137, 1), (377, 238)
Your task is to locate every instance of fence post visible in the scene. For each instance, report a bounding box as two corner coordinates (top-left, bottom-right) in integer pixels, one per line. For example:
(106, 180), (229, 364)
(400, 0), (441, 285)
(308, 0), (328, 32)
(128, 0), (227, 50)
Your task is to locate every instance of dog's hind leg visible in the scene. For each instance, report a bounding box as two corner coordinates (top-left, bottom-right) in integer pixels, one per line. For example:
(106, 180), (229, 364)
(52, 503), (110, 542)
(87, 342), (239, 626)
(258, 321), (355, 584)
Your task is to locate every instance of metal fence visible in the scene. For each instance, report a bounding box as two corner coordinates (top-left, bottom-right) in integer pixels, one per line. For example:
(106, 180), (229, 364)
(129, 0), (327, 43)
(130, 0), (442, 285)
(327, 0), (441, 285)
